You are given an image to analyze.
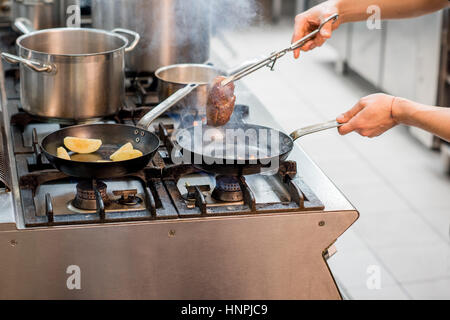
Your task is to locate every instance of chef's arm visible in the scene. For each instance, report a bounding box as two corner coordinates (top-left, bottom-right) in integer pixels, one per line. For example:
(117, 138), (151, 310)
(393, 98), (450, 142)
(337, 0), (449, 23)
(336, 94), (450, 142)
(292, 0), (449, 57)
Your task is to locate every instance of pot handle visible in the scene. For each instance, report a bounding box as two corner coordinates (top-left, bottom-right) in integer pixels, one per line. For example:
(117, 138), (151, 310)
(112, 28), (141, 53)
(14, 17), (35, 35)
(289, 120), (343, 141)
(136, 83), (199, 130)
(1, 52), (54, 73)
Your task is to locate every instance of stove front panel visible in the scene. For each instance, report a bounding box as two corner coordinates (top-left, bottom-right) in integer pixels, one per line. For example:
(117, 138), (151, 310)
(0, 210), (358, 299)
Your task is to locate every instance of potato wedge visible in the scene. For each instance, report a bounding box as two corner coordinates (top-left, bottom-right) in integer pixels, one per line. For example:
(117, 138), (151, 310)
(64, 137), (102, 154)
(71, 153), (102, 162)
(109, 142), (133, 160)
(57, 147), (71, 160)
(111, 149), (143, 162)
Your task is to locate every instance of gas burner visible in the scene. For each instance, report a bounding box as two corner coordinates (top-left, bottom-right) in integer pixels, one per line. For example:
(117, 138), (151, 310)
(72, 180), (109, 210)
(212, 175), (244, 202)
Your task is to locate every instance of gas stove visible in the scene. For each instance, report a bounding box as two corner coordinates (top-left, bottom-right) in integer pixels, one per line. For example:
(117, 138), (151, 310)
(7, 66), (323, 227)
(0, 25), (323, 227)
(0, 25), (358, 299)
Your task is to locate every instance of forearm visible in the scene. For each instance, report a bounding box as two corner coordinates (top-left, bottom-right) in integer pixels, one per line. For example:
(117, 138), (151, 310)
(393, 98), (450, 142)
(327, 0), (449, 23)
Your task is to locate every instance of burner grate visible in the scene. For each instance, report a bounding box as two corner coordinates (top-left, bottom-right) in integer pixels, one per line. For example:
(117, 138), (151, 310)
(0, 149), (11, 190)
(0, 126), (11, 190)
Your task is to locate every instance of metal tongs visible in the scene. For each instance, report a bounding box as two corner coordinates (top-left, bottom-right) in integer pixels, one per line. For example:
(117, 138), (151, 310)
(221, 13), (339, 86)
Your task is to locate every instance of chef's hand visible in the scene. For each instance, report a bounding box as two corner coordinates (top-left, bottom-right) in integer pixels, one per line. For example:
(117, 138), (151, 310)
(337, 94), (398, 138)
(291, 2), (341, 58)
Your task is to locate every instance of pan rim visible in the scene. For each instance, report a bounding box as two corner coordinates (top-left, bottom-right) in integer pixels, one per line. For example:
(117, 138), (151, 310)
(174, 123), (294, 165)
(155, 63), (223, 86)
(16, 28), (130, 58)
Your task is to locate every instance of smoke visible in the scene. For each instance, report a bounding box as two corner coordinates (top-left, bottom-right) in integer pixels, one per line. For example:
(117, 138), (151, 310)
(91, 0), (261, 128)
(211, 0), (262, 33)
(91, 0), (262, 71)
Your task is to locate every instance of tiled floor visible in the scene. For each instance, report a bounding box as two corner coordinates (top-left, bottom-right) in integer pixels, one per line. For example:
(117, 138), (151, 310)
(211, 19), (450, 300)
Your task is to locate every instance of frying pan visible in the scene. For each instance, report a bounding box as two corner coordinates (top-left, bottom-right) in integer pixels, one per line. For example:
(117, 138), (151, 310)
(174, 120), (342, 176)
(41, 123), (160, 179)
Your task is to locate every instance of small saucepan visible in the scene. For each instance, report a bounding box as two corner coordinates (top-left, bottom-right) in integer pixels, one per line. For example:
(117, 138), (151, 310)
(139, 61), (260, 126)
(155, 63), (221, 109)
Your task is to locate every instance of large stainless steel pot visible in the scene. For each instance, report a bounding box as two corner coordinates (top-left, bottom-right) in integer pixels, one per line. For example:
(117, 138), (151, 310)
(1, 27), (140, 123)
(11, 0), (80, 30)
(91, 0), (211, 73)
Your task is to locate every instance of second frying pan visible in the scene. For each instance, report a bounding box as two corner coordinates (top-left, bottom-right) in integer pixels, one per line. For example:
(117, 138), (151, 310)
(175, 120), (342, 175)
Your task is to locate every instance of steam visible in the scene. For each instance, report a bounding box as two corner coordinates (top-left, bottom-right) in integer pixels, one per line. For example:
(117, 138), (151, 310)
(91, 0), (261, 127)
(92, 0), (262, 70)
(228, 104), (247, 124)
(211, 0), (262, 32)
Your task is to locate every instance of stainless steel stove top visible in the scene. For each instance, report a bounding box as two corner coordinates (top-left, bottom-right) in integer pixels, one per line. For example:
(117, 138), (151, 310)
(0, 33), (323, 228)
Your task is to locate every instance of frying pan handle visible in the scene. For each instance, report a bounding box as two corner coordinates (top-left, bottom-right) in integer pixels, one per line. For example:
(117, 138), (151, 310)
(1, 52), (55, 73)
(112, 28), (141, 52)
(289, 120), (343, 141)
(136, 83), (199, 130)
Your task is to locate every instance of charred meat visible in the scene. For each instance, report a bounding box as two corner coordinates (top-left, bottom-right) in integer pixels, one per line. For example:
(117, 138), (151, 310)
(206, 76), (236, 126)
